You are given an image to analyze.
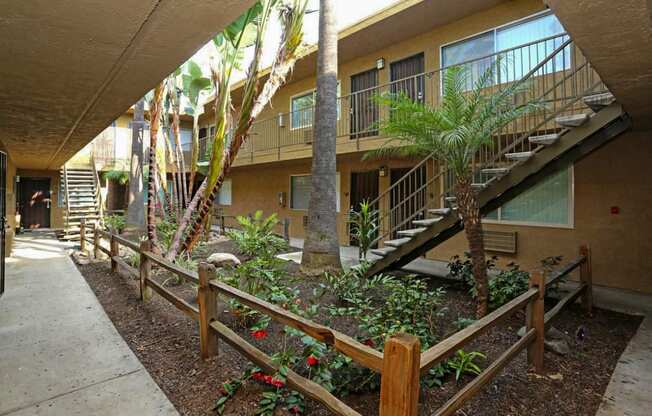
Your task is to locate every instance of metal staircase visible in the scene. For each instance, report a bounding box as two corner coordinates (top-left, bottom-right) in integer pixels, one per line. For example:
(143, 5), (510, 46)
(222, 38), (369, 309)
(60, 164), (102, 239)
(364, 38), (630, 277)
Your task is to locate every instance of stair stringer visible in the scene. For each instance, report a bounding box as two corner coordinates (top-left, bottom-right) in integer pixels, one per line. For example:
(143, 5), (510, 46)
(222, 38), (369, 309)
(364, 103), (630, 278)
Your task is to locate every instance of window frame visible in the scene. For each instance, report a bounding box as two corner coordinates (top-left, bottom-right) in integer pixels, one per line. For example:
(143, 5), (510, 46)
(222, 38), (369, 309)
(289, 173), (340, 212)
(439, 9), (565, 71)
(483, 166), (575, 229)
(289, 82), (341, 131)
(216, 178), (232, 206)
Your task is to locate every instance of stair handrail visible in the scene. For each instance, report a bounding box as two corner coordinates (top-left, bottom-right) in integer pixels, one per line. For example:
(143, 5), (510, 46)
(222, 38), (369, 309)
(63, 164), (71, 232)
(368, 36), (609, 247)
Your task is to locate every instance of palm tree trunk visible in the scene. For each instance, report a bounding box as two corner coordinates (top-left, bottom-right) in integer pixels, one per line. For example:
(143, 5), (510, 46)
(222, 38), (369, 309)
(188, 114), (200, 197)
(455, 175), (489, 318)
(146, 84), (165, 248)
(126, 98), (145, 231)
(301, 0), (342, 274)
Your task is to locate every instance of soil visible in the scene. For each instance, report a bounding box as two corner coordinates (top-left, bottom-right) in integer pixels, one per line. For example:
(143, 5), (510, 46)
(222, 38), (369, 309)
(74, 239), (642, 416)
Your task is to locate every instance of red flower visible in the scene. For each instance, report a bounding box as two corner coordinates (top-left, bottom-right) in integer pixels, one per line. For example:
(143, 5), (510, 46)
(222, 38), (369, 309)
(363, 339), (375, 348)
(264, 375), (273, 384)
(289, 405), (302, 414)
(270, 378), (285, 388)
(251, 330), (268, 340)
(306, 355), (319, 367)
(252, 371), (265, 382)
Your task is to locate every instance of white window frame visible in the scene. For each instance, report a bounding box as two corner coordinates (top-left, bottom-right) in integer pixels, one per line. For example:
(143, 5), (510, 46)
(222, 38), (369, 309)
(439, 10), (566, 72)
(289, 173), (341, 212)
(216, 178), (232, 206)
(289, 82), (341, 131)
(483, 166), (575, 229)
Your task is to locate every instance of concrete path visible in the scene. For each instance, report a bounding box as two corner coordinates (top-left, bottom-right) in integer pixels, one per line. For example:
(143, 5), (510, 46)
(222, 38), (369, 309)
(592, 286), (652, 416)
(0, 231), (178, 416)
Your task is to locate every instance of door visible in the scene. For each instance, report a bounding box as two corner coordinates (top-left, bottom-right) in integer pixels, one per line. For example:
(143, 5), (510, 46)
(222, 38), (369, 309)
(0, 151), (5, 297)
(349, 170), (379, 246)
(19, 178), (51, 229)
(390, 53), (425, 103)
(390, 166), (427, 238)
(350, 68), (379, 139)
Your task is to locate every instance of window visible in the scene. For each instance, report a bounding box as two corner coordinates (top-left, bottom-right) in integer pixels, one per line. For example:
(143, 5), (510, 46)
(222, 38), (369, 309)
(216, 179), (232, 206)
(290, 83), (341, 129)
(485, 168), (572, 227)
(441, 12), (567, 87)
(290, 173), (340, 211)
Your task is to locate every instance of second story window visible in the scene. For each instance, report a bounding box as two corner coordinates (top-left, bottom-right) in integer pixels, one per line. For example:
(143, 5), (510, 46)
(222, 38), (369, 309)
(290, 83), (341, 130)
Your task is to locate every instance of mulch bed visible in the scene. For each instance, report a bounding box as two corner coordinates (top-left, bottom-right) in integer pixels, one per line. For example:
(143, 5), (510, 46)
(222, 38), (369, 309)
(74, 239), (641, 416)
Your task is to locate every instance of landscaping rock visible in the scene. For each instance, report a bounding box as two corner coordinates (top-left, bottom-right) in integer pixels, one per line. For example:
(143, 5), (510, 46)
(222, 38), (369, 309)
(517, 325), (572, 356)
(207, 252), (241, 268)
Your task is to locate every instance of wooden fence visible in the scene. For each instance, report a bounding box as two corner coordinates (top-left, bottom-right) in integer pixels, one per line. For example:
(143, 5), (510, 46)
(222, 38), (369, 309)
(79, 218), (593, 416)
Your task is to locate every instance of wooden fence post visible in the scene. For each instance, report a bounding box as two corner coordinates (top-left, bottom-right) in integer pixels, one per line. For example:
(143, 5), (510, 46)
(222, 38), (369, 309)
(110, 234), (119, 273)
(579, 245), (593, 314)
(93, 226), (100, 259)
(139, 240), (153, 301)
(379, 334), (421, 416)
(79, 218), (86, 253)
(198, 262), (219, 359)
(527, 270), (545, 373)
(283, 218), (290, 242)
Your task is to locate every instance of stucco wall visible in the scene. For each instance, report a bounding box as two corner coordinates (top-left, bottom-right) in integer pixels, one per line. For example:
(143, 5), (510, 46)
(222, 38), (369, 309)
(16, 169), (65, 229)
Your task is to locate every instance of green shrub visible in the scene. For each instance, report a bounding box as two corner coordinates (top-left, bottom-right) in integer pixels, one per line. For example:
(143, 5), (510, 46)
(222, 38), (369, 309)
(349, 200), (378, 260)
(227, 211), (288, 259)
(105, 214), (126, 233)
(103, 169), (129, 185)
(156, 219), (177, 251)
(487, 262), (530, 309)
(447, 350), (485, 382)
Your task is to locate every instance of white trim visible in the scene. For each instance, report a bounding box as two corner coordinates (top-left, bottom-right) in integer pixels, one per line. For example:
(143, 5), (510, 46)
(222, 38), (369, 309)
(289, 82), (342, 131)
(484, 165), (575, 229)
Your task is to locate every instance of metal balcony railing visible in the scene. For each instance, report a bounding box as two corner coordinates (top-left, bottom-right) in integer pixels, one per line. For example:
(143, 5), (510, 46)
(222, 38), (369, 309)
(198, 34), (586, 165)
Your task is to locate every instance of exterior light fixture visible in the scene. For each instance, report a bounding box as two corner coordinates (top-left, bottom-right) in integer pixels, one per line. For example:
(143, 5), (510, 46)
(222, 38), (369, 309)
(376, 58), (385, 70)
(379, 166), (387, 177)
(278, 113), (285, 128)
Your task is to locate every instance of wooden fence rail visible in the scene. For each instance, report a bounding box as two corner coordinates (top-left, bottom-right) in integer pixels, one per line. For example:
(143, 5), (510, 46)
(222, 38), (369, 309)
(86, 223), (592, 416)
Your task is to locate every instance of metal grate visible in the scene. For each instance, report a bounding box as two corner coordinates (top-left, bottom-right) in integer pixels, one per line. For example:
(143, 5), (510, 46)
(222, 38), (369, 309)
(483, 230), (517, 254)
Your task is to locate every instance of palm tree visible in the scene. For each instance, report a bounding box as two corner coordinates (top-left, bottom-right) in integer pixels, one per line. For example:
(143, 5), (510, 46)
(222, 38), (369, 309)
(126, 98), (145, 231)
(368, 63), (539, 317)
(301, 0), (342, 274)
(146, 82), (166, 249)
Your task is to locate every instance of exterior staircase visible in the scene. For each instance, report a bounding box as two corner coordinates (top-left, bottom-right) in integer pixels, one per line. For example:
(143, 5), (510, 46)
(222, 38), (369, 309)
(365, 38), (630, 277)
(60, 165), (102, 239)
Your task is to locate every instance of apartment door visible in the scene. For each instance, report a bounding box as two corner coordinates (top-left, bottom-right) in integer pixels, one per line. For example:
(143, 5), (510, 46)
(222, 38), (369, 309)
(390, 53), (425, 102)
(19, 178), (51, 229)
(390, 166), (427, 238)
(349, 170), (379, 246)
(0, 151), (6, 297)
(350, 68), (379, 139)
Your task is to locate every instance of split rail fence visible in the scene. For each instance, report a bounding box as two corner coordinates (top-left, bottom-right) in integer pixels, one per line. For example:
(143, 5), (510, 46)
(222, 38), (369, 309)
(79, 218), (593, 416)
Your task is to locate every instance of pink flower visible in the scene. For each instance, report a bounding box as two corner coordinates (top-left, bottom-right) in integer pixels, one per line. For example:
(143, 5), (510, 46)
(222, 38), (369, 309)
(306, 355), (319, 367)
(251, 330), (268, 340)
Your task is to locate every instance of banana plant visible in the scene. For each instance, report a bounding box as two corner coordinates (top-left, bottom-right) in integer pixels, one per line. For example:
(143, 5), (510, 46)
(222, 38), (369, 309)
(181, 60), (212, 197)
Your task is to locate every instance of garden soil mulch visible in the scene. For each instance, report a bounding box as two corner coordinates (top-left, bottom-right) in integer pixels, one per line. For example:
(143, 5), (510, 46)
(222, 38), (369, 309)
(73, 239), (641, 416)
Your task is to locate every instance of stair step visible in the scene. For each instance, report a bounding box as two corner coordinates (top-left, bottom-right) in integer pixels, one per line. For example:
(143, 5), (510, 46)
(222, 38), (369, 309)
(556, 113), (589, 127)
(413, 218), (443, 227)
(384, 237), (412, 248)
(471, 183), (488, 190)
(397, 227), (427, 237)
(428, 208), (451, 216)
(481, 167), (510, 175)
(370, 247), (396, 257)
(505, 151), (535, 162)
(529, 133), (560, 146)
(583, 92), (615, 112)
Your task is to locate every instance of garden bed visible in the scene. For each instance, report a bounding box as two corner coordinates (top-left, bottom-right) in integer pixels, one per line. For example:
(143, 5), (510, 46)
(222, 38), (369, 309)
(74, 236), (641, 415)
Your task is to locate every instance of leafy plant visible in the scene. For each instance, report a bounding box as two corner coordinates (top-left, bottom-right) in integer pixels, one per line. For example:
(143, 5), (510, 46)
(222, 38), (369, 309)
(448, 252), (496, 289)
(487, 262), (530, 309)
(349, 200), (378, 260)
(156, 219), (178, 251)
(227, 211), (288, 259)
(454, 317), (476, 330)
(105, 214), (126, 233)
(447, 350), (486, 382)
(103, 169), (129, 185)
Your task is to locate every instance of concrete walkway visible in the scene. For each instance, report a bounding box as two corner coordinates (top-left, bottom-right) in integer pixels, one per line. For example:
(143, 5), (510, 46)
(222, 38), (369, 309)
(0, 231), (178, 416)
(592, 285), (652, 416)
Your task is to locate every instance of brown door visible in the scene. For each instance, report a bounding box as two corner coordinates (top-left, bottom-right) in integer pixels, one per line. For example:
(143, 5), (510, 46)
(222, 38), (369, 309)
(390, 53), (425, 103)
(350, 68), (379, 139)
(390, 166), (426, 238)
(19, 178), (51, 229)
(349, 170), (379, 245)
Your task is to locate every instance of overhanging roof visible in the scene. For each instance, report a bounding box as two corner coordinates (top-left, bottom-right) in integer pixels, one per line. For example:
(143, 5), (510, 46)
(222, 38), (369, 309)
(0, 0), (256, 170)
